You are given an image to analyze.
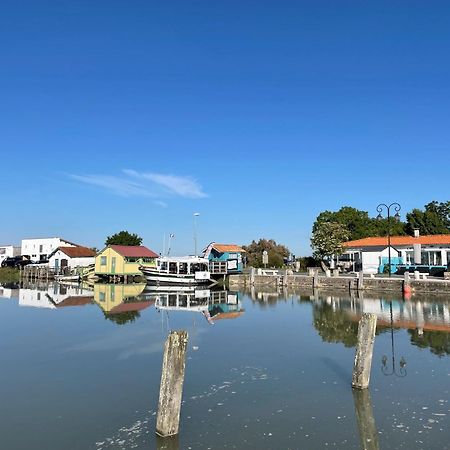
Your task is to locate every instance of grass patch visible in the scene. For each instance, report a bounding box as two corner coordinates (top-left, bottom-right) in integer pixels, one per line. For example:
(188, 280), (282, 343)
(0, 267), (20, 283)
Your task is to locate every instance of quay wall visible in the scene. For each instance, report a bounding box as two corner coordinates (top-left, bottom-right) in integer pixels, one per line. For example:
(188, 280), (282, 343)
(228, 273), (450, 295)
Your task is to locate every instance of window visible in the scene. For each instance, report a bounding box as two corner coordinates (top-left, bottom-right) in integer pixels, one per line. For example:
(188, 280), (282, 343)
(99, 292), (105, 302)
(100, 256), (107, 265)
(39, 245), (43, 252)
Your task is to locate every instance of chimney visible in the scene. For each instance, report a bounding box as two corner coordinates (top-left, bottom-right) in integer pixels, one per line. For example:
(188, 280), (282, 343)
(413, 229), (421, 264)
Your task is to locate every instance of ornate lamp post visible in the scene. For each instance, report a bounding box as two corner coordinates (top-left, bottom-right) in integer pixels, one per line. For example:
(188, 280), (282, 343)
(376, 202), (401, 277)
(381, 301), (407, 377)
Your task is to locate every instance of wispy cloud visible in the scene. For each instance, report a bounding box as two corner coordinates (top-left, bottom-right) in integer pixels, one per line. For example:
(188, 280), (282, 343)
(124, 170), (208, 199)
(70, 174), (154, 198)
(70, 170), (208, 200)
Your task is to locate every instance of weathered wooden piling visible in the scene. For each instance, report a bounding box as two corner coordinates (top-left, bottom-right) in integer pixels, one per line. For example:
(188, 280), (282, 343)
(352, 313), (377, 389)
(313, 270), (319, 289)
(352, 388), (380, 450)
(357, 271), (364, 290)
(156, 330), (189, 437)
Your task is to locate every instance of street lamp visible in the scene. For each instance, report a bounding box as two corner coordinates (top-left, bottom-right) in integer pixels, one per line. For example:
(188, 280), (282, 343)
(381, 301), (407, 377)
(193, 213), (200, 257)
(376, 202), (401, 277)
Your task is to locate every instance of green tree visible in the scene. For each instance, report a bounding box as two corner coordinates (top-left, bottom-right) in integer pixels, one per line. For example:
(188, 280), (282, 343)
(408, 329), (450, 357)
(243, 239), (290, 268)
(312, 206), (406, 242)
(311, 221), (349, 260)
(105, 231), (143, 246)
(406, 201), (450, 235)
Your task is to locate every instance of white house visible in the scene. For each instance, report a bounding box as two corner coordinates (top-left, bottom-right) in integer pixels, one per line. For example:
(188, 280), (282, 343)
(48, 246), (96, 272)
(21, 237), (78, 262)
(342, 232), (450, 274)
(0, 245), (20, 265)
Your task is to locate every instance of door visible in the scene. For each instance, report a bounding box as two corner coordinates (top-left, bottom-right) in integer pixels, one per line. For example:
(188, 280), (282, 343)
(111, 257), (116, 274)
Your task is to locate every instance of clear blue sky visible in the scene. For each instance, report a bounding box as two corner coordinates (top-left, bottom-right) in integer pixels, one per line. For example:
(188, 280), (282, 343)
(1, 0), (449, 255)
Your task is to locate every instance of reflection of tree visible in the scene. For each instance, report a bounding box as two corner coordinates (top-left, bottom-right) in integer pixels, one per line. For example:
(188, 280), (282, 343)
(408, 329), (450, 357)
(103, 310), (141, 325)
(313, 304), (359, 347)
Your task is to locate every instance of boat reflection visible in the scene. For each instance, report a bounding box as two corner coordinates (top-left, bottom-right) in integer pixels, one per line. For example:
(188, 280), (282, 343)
(154, 289), (244, 324)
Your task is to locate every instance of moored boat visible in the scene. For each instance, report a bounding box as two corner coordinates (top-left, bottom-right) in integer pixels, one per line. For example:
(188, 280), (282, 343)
(140, 256), (211, 285)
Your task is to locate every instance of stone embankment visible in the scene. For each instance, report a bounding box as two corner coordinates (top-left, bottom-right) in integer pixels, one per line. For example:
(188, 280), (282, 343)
(229, 270), (450, 295)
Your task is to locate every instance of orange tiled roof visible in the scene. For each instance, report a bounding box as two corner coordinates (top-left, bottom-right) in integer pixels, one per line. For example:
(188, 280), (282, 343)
(344, 234), (450, 248)
(212, 244), (245, 253)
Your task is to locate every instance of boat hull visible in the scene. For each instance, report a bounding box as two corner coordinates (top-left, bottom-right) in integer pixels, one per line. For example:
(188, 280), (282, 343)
(141, 269), (210, 285)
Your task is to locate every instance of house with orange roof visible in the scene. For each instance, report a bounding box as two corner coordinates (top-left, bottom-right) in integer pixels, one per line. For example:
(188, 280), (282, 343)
(203, 242), (246, 274)
(341, 231), (450, 274)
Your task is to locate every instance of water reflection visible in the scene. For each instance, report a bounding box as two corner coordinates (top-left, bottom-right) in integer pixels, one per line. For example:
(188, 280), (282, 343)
(352, 389), (380, 450)
(154, 289), (244, 324)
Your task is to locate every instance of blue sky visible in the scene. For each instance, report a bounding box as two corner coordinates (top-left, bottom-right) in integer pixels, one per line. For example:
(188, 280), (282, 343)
(1, 0), (449, 255)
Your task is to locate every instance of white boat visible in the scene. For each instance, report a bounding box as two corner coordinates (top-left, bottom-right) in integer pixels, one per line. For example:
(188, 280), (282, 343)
(140, 256), (211, 285)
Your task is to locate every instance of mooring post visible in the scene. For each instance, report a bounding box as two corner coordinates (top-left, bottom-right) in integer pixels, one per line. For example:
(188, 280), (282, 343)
(313, 269), (319, 289)
(156, 330), (189, 437)
(352, 313), (377, 389)
(357, 271), (364, 290)
(250, 267), (255, 286)
(352, 388), (380, 450)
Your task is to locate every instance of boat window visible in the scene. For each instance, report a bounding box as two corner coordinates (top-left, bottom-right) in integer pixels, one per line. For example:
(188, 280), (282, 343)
(169, 262), (178, 274)
(179, 263), (188, 274)
(160, 261), (167, 271)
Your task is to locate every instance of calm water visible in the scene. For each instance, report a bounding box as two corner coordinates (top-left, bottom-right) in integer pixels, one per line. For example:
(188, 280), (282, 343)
(0, 282), (449, 450)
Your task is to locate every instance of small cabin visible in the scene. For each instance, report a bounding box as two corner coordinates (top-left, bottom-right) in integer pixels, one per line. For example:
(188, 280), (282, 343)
(95, 245), (158, 280)
(203, 243), (245, 274)
(48, 246), (96, 273)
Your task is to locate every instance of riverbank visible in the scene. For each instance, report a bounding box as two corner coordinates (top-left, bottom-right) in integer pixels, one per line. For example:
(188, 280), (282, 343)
(228, 272), (450, 295)
(0, 268), (20, 284)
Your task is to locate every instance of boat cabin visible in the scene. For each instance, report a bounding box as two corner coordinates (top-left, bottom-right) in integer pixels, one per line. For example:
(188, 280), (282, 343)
(157, 256), (209, 275)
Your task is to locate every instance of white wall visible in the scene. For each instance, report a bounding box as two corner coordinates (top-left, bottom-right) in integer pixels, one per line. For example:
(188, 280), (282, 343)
(21, 238), (75, 262)
(48, 250), (95, 269)
(0, 245), (20, 264)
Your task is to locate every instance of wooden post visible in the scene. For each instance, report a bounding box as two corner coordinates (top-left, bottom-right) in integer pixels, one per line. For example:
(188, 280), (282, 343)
(156, 330), (189, 437)
(352, 389), (380, 450)
(352, 313), (377, 389)
(250, 267), (255, 286)
(313, 269), (319, 289)
(357, 271), (364, 290)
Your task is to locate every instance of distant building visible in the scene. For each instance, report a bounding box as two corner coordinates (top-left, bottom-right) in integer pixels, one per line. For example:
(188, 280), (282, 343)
(21, 237), (79, 262)
(203, 243), (246, 274)
(0, 245), (20, 265)
(95, 245), (159, 279)
(48, 246), (96, 272)
(342, 233), (450, 274)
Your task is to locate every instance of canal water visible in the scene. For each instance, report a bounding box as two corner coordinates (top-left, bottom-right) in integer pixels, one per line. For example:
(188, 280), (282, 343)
(0, 282), (449, 449)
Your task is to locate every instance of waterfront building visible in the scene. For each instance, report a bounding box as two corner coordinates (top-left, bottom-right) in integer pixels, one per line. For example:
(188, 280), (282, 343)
(48, 246), (96, 272)
(95, 245), (159, 279)
(0, 245), (21, 265)
(342, 233), (450, 274)
(21, 237), (79, 262)
(203, 243), (246, 274)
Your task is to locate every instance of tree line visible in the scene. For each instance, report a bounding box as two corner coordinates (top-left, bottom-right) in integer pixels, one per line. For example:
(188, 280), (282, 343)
(311, 201), (450, 259)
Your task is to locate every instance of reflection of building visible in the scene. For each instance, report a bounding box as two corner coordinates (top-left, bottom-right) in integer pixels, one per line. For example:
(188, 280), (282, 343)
(93, 283), (153, 314)
(48, 246), (96, 272)
(0, 285), (19, 299)
(0, 245), (20, 265)
(203, 243), (245, 274)
(342, 233), (450, 274)
(95, 245), (158, 279)
(18, 283), (94, 309)
(316, 294), (450, 333)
